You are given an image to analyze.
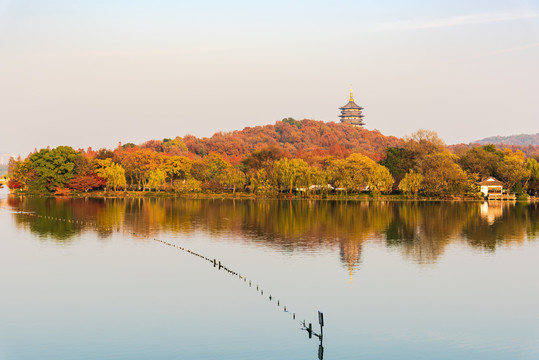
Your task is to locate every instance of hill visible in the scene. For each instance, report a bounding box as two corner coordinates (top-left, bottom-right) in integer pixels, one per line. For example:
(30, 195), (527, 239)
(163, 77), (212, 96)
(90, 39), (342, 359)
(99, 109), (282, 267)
(139, 119), (403, 164)
(474, 133), (539, 146)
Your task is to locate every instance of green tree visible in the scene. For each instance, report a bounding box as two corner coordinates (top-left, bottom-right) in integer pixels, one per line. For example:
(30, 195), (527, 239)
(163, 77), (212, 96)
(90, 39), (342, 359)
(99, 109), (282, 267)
(282, 117), (301, 128)
(28, 146), (80, 192)
(379, 147), (407, 182)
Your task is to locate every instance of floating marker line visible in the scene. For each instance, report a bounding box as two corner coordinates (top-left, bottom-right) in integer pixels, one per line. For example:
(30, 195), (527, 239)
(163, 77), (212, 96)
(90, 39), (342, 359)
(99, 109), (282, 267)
(153, 237), (310, 329)
(14, 210), (320, 338)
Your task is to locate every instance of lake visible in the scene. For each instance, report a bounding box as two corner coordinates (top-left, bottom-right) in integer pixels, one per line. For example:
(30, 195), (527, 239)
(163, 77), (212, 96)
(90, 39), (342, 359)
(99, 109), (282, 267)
(1, 188), (538, 359)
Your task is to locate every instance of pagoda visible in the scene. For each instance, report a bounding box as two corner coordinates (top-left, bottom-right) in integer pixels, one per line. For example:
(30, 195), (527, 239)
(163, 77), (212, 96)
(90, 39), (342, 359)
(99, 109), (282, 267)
(339, 86), (365, 126)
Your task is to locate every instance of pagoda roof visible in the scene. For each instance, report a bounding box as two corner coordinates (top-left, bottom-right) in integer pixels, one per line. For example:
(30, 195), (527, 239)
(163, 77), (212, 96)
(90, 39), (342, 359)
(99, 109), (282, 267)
(340, 100), (363, 110)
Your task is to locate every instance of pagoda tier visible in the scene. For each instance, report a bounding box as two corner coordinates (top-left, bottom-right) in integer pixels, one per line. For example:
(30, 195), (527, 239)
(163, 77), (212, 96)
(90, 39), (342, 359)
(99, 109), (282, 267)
(339, 87), (365, 127)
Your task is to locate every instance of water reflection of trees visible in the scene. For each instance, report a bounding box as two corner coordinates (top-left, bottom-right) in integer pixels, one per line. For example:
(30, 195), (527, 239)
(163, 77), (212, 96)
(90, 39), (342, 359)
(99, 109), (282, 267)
(7, 196), (539, 268)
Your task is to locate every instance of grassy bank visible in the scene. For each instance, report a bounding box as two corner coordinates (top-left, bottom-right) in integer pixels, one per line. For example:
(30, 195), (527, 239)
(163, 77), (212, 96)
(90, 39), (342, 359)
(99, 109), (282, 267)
(9, 188), (491, 201)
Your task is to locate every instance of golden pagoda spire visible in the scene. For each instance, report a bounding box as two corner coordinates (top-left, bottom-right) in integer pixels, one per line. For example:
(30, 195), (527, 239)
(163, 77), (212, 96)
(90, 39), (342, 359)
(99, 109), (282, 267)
(350, 84), (354, 102)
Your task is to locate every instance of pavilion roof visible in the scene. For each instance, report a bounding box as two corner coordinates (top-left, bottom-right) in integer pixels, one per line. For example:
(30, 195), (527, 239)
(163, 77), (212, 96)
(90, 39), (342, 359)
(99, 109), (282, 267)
(477, 176), (505, 186)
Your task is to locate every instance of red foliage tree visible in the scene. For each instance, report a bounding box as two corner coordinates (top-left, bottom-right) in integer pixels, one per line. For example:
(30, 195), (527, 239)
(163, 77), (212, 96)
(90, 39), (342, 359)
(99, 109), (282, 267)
(67, 175), (106, 192)
(6, 178), (21, 189)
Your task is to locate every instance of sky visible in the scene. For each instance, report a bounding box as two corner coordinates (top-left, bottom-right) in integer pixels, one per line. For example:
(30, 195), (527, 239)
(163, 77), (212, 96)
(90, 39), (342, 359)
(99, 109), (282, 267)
(0, 0), (538, 157)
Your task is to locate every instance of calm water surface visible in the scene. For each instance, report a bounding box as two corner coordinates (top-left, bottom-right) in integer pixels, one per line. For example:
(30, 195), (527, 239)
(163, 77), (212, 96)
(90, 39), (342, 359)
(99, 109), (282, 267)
(1, 188), (538, 359)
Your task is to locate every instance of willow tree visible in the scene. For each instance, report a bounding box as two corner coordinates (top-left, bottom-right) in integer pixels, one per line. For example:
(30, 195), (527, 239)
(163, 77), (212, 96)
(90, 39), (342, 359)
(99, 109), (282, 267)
(273, 158), (309, 193)
(95, 159), (127, 191)
(367, 164), (395, 195)
(399, 169), (424, 197)
(218, 166), (246, 194)
(148, 169), (166, 191)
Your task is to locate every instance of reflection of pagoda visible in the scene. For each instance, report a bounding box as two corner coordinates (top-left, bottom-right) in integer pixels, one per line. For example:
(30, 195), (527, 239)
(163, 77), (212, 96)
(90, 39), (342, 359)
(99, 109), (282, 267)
(339, 239), (362, 283)
(339, 85), (365, 127)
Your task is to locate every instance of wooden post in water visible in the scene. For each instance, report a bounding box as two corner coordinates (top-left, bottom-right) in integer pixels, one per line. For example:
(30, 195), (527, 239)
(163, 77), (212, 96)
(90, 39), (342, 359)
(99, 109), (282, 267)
(318, 311), (324, 341)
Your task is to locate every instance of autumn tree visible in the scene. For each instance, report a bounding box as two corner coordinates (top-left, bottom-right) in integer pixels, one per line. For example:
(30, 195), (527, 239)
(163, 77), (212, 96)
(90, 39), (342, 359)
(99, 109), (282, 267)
(458, 145), (501, 179)
(161, 156), (193, 185)
(7, 158), (35, 191)
(526, 158), (539, 195)
(241, 145), (285, 178)
(198, 153), (231, 182)
(95, 148), (115, 160)
(120, 149), (162, 190)
(403, 129), (446, 171)
(420, 151), (469, 196)
(162, 137), (188, 156)
(73, 154), (95, 176)
(68, 175), (106, 192)
(497, 149), (531, 192)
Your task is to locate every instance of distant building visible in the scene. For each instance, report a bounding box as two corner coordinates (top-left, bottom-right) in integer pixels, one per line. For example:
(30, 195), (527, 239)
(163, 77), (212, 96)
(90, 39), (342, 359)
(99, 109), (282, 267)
(0, 153), (14, 166)
(339, 86), (365, 127)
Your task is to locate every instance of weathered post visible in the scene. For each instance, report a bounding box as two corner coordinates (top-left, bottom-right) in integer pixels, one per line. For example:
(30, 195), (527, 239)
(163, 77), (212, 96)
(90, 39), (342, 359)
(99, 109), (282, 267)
(318, 311), (324, 341)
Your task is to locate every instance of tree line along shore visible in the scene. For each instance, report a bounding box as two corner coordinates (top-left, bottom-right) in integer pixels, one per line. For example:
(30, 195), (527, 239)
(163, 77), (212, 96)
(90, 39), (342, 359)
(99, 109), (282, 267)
(4, 120), (539, 199)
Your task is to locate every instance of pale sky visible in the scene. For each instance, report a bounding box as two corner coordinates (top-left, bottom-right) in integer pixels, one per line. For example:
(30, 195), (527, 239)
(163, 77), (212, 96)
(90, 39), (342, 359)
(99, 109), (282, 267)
(0, 0), (538, 156)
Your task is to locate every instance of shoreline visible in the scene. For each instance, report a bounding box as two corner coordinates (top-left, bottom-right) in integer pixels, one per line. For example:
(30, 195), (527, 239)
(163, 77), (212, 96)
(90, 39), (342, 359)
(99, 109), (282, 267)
(9, 190), (531, 202)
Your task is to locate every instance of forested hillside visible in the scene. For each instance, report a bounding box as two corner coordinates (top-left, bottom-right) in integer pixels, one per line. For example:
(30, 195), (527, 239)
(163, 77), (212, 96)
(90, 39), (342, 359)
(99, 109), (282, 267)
(474, 133), (539, 146)
(138, 119), (403, 164)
